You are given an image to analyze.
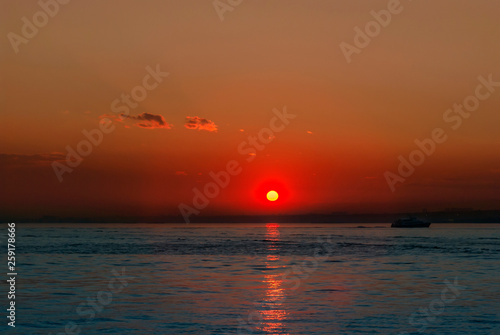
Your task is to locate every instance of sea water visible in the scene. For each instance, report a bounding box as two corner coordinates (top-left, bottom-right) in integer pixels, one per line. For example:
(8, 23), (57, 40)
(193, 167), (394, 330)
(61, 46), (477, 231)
(3, 223), (499, 334)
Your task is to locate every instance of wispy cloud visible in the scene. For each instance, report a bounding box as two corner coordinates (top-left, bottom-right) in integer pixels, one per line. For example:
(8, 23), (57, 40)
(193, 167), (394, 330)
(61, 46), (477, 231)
(0, 153), (65, 166)
(184, 116), (218, 132)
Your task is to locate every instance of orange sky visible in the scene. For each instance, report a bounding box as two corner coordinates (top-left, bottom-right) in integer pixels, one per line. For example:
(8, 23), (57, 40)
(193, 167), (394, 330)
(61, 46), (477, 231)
(1, 0), (499, 218)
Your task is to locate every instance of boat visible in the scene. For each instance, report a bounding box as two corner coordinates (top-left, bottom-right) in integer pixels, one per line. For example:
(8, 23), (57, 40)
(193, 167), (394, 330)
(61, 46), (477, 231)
(391, 216), (431, 228)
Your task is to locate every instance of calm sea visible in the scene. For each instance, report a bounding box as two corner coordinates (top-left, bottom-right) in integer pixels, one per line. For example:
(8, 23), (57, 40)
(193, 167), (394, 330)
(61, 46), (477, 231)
(2, 223), (499, 334)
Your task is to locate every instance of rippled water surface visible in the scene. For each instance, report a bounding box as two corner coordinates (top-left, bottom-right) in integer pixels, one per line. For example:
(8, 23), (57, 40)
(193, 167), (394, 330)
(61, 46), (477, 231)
(4, 223), (500, 334)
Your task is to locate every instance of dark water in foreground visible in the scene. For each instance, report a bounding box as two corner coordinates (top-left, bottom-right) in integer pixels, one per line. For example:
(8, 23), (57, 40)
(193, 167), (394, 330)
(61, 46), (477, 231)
(2, 223), (499, 334)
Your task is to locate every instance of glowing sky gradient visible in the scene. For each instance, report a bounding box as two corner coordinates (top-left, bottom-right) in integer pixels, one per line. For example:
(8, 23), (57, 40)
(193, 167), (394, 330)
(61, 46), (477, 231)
(1, 0), (499, 218)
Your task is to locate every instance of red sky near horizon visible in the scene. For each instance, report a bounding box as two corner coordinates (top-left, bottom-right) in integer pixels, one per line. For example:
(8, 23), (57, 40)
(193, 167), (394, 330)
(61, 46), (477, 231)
(1, 0), (499, 218)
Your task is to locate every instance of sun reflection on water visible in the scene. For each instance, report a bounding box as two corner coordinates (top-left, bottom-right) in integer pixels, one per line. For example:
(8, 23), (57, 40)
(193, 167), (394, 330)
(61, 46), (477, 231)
(259, 223), (289, 335)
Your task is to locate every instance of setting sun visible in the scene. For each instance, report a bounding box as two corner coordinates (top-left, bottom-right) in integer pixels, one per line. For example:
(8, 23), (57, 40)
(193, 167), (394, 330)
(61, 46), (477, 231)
(267, 190), (279, 202)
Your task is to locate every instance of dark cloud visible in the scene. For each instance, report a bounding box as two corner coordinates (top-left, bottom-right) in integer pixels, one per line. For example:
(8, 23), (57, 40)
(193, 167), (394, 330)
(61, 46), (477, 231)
(184, 116), (218, 132)
(123, 112), (171, 129)
(101, 112), (172, 129)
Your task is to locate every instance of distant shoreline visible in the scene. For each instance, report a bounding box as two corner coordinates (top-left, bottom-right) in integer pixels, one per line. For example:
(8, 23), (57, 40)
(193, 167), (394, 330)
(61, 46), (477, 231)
(2, 209), (500, 224)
